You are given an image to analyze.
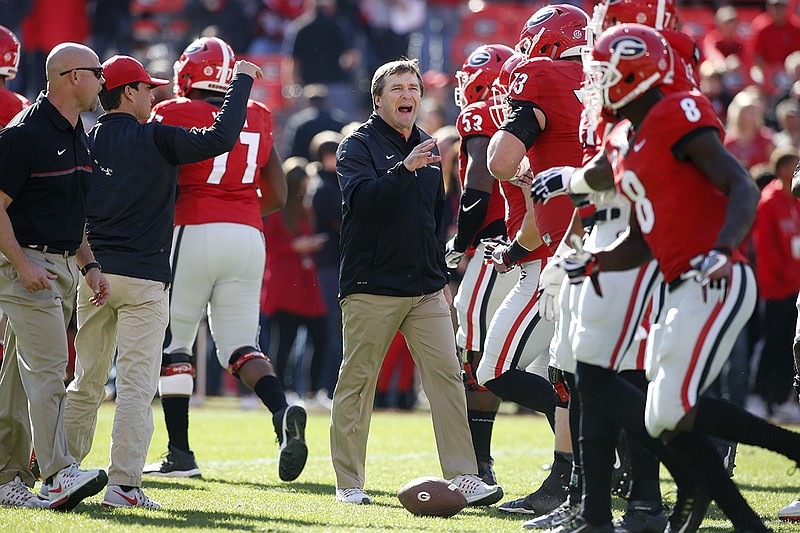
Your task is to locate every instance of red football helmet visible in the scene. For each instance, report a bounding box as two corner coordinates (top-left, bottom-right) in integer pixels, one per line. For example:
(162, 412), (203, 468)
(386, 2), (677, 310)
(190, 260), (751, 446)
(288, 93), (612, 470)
(588, 0), (678, 42)
(0, 25), (21, 80)
(585, 23), (673, 111)
(174, 37), (236, 97)
(454, 44), (515, 109)
(489, 53), (525, 128)
(516, 4), (590, 60)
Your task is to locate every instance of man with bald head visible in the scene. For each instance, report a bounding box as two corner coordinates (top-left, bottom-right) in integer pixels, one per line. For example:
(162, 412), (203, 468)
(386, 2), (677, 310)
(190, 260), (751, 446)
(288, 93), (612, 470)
(0, 42), (110, 510)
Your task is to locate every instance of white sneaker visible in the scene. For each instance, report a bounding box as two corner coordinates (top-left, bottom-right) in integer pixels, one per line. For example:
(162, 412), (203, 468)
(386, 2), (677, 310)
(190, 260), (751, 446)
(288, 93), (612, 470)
(0, 476), (49, 508)
(304, 390), (333, 411)
(449, 474), (504, 506)
(779, 498), (800, 521)
(336, 487), (372, 504)
(102, 485), (162, 509)
(48, 463), (107, 511)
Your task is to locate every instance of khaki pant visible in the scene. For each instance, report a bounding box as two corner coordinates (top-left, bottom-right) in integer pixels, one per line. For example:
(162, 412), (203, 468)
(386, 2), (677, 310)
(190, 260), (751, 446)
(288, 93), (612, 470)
(330, 291), (477, 489)
(64, 274), (169, 487)
(0, 250), (79, 485)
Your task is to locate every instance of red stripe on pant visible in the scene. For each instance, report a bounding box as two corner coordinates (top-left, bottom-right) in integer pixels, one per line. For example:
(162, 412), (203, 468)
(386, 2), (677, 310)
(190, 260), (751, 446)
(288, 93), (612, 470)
(681, 299), (725, 411)
(493, 293), (538, 378)
(465, 261), (491, 350)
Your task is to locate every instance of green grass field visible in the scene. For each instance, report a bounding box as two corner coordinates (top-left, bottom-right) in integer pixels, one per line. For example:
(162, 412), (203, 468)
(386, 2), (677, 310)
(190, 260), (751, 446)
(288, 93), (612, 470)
(1, 397), (798, 532)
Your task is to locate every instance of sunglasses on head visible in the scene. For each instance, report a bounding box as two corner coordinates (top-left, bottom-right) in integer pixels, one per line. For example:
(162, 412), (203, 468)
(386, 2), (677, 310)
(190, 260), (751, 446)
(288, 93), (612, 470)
(59, 67), (104, 79)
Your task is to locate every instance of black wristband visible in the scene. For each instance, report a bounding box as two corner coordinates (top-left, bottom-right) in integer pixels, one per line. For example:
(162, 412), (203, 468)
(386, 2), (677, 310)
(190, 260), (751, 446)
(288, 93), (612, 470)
(712, 245), (733, 257)
(505, 239), (532, 264)
(80, 262), (102, 276)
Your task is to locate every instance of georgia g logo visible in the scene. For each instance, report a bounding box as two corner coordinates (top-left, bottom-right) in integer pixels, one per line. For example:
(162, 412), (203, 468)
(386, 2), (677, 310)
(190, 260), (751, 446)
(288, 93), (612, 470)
(609, 36), (647, 59)
(184, 42), (204, 55)
(526, 7), (555, 27)
(468, 49), (491, 68)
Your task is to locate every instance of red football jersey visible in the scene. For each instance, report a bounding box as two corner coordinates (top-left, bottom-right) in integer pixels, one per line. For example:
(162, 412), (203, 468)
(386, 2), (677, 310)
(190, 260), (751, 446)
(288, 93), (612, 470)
(456, 99), (506, 249)
(150, 97), (274, 229)
(508, 57), (583, 255)
(0, 87), (29, 127)
(606, 92), (742, 283)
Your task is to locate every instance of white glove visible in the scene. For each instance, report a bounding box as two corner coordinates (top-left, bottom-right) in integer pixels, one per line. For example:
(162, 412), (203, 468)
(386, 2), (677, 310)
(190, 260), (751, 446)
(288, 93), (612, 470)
(531, 166), (576, 203)
(510, 157), (533, 188)
(444, 236), (466, 269)
(539, 258), (566, 322)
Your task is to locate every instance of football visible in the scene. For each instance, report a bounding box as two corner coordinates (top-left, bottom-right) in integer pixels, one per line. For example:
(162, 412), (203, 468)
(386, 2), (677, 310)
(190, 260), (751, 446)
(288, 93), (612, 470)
(397, 476), (468, 517)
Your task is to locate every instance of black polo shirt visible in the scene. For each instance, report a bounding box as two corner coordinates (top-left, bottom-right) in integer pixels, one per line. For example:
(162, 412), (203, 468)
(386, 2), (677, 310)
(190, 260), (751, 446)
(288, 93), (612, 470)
(0, 92), (92, 251)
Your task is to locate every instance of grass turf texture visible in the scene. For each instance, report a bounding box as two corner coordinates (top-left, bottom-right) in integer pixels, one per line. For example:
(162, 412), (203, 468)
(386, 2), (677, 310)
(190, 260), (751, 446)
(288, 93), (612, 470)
(2, 397), (799, 532)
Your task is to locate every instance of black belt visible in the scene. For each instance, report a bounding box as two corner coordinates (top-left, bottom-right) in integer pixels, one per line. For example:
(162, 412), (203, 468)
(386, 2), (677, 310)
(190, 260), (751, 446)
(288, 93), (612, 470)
(24, 244), (77, 257)
(595, 208), (622, 222)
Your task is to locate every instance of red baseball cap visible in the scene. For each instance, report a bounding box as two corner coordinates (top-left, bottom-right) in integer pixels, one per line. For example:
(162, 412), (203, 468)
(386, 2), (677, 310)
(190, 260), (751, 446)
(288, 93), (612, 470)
(101, 55), (170, 91)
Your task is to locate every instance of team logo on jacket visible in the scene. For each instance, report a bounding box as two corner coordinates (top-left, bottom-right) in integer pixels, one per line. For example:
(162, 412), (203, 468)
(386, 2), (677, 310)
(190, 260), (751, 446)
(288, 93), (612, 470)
(609, 36), (647, 59)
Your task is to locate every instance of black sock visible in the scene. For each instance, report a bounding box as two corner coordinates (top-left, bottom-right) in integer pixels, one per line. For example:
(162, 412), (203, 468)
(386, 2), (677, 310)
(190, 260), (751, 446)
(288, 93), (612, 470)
(467, 409), (496, 462)
(695, 396), (800, 463)
(579, 397), (618, 525)
(484, 369), (556, 428)
(554, 450), (573, 472)
(575, 362), (696, 490)
(564, 372), (583, 505)
(119, 485), (135, 492)
(162, 396), (191, 452)
(667, 432), (764, 529)
(253, 375), (289, 414)
(619, 370), (662, 507)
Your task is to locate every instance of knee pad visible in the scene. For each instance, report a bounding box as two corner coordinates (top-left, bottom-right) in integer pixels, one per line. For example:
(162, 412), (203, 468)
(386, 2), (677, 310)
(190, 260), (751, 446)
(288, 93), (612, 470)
(461, 350), (488, 392)
(228, 346), (269, 378)
(548, 365), (570, 408)
(159, 349), (195, 397)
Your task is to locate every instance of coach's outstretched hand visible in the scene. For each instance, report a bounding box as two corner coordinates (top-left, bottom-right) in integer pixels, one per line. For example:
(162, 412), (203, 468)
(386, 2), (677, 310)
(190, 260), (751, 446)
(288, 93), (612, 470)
(233, 60), (264, 80)
(404, 138), (441, 172)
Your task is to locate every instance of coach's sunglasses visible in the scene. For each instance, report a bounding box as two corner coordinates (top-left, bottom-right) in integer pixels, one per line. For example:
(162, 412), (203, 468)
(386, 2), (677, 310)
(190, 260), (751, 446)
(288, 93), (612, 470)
(59, 67), (104, 79)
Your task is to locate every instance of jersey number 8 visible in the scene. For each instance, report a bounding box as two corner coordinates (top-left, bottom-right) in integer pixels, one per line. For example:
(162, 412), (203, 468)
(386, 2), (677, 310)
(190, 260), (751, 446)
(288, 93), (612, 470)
(620, 169), (654, 234)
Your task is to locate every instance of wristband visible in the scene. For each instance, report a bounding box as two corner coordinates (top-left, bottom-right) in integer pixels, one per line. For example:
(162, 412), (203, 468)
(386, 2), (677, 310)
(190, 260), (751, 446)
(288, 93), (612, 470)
(711, 245), (733, 257)
(567, 167), (592, 194)
(505, 239), (532, 264)
(80, 262), (102, 276)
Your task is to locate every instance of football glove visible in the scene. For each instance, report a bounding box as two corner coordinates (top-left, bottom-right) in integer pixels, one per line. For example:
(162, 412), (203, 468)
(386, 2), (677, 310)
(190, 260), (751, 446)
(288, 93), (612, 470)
(510, 156), (534, 188)
(539, 258), (566, 322)
(681, 247), (732, 303)
(482, 237), (516, 274)
(557, 235), (601, 295)
(531, 166), (576, 204)
(444, 236), (466, 269)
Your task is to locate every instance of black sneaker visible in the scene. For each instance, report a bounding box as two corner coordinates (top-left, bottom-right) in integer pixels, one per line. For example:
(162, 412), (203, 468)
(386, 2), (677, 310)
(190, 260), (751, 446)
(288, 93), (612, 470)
(478, 458), (498, 485)
(143, 445), (202, 478)
(499, 468), (568, 514)
(665, 486), (711, 533)
(548, 515), (614, 533)
(523, 499), (579, 529)
(273, 404), (308, 481)
(613, 500), (668, 533)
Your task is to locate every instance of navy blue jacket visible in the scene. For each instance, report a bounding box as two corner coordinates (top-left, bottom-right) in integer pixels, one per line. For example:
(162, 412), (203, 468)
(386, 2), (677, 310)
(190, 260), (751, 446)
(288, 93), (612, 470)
(87, 75), (252, 283)
(336, 114), (447, 299)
